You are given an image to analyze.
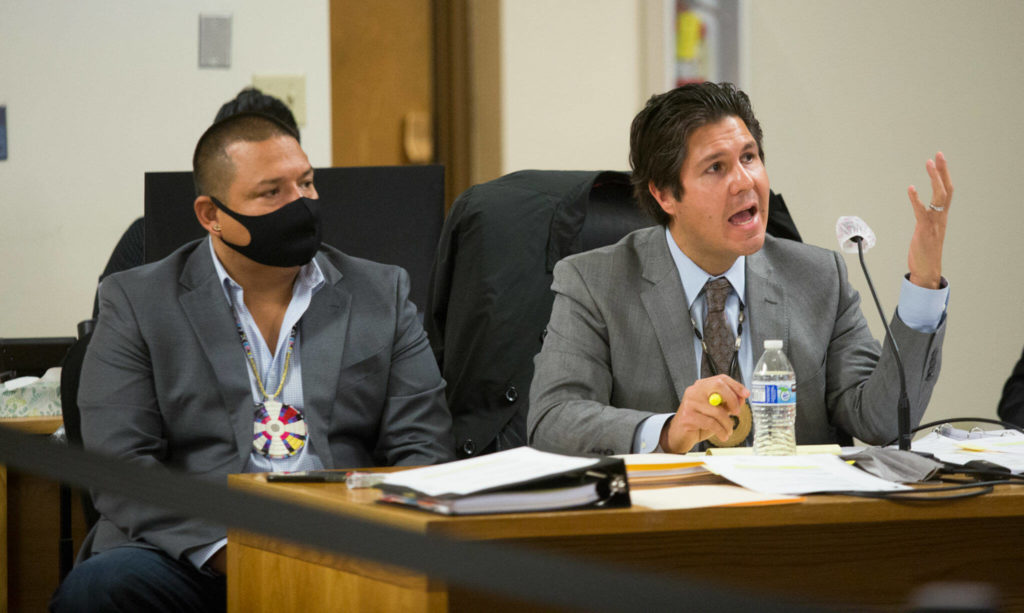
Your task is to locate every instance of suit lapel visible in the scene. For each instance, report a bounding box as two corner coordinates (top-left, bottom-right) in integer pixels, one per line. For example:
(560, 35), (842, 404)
(297, 254), (350, 469)
(638, 229), (699, 400)
(745, 243), (788, 376)
(178, 244), (255, 468)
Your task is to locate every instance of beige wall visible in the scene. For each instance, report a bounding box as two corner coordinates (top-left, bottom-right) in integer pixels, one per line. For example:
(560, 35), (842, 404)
(499, 0), (641, 172)
(0, 0), (331, 336)
(3, 0), (1021, 429)
(744, 0), (1024, 426)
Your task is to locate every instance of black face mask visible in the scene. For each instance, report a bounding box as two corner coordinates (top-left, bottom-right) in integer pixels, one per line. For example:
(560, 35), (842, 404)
(210, 196), (322, 267)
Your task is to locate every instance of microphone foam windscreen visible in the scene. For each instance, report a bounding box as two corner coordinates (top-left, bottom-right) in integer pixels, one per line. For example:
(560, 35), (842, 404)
(835, 216), (876, 254)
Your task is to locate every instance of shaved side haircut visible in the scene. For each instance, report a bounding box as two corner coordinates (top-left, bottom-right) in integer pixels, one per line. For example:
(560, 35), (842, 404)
(192, 112), (299, 198)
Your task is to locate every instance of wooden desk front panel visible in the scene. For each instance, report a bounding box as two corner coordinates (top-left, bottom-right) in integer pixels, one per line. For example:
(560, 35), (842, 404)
(227, 475), (1024, 612)
(1, 418), (89, 613)
(228, 538), (448, 613)
(229, 516), (1018, 612)
(4, 470), (90, 613)
(504, 516), (1018, 611)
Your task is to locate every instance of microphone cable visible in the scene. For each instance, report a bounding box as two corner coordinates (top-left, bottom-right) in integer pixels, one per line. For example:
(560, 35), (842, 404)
(827, 481), (1003, 502)
(827, 460), (1024, 501)
(839, 418), (1024, 501)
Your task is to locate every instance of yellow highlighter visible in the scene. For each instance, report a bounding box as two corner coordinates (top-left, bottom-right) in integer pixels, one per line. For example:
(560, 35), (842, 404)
(708, 392), (722, 406)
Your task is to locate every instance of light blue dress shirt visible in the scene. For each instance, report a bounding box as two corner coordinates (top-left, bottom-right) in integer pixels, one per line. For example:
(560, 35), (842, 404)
(632, 227), (949, 453)
(188, 238), (326, 570)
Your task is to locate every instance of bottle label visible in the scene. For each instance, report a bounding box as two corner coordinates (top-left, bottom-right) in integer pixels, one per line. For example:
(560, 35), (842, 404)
(751, 382), (796, 404)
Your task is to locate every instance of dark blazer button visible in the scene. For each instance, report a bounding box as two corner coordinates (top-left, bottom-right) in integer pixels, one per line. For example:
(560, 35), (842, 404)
(504, 386), (518, 403)
(462, 439), (476, 455)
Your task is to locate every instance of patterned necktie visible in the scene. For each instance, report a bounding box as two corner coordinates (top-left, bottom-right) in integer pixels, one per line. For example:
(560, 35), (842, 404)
(699, 277), (752, 447)
(700, 277), (735, 379)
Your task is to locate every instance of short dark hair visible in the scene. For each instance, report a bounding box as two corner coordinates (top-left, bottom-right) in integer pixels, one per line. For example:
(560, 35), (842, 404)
(214, 87), (300, 140)
(629, 82), (764, 225)
(192, 112), (299, 198)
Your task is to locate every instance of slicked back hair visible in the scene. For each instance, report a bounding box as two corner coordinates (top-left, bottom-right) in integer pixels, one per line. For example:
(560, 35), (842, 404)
(192, 112), (299, 199)
(629, 82), (764, 226)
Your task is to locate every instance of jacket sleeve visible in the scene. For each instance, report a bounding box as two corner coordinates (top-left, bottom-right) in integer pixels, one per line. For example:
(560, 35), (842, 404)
(375, 267), (456, 466)
(997, 347), (1024, 426)
(824, 251), (945, 445)
(80, 276), (226, 561)
(528, 259), (654, 455)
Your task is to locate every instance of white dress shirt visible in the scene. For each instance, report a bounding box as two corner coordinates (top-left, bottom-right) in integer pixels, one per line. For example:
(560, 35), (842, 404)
(188, 238), (326, 570)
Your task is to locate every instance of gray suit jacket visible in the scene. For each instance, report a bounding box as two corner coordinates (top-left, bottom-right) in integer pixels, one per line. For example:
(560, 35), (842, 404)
(528, 226), (944, 455)
(80, 239), (454, 560)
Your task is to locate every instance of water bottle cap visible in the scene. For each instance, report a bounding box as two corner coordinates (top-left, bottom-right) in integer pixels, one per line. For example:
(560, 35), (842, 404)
(764, 339), (783, 350)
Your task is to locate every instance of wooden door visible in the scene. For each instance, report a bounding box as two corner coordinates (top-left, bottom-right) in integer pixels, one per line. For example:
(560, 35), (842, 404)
(329, 0), (500, 207)
(329, 0), (434, 168)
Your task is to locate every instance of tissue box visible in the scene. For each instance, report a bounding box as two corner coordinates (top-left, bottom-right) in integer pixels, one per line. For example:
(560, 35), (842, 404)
(0, 370), (63, 418)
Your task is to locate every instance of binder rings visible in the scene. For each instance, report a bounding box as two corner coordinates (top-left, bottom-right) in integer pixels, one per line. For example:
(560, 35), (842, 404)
(376, 447), (631, 516)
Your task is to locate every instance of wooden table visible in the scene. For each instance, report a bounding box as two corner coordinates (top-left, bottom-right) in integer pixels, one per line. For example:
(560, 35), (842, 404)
(227, 472), (1024, 612)
(0, 416), (88, 613)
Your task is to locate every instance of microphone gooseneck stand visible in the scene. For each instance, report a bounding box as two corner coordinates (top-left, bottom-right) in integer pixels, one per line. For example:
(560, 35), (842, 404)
(852, 236), (912, 451)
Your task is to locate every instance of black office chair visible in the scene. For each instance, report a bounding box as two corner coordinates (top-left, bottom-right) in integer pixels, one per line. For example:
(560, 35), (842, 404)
(0, 337), (76, 382)
(144, 165), (446, 313)
(57, 321), (100, 580)
(425, 169), (803, 459)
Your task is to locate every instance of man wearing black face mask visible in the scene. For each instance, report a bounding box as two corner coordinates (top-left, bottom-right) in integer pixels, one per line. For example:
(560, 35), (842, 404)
(52, 113), (455, 613)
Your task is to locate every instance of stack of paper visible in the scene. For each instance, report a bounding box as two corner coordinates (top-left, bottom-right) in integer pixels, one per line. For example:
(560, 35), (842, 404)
(616, 453), (714, 487)
(911, 430), (1024, 473)
(701, 454), (910, 495)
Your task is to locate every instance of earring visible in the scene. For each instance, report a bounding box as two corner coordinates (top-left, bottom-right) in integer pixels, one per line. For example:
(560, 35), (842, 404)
(213, 223), (222, 232)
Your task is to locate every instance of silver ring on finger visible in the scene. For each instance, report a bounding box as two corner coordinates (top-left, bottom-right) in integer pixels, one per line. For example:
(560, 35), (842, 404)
(928, 202), (945, 212)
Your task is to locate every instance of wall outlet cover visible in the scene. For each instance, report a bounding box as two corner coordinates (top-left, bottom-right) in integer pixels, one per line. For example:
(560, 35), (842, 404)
(199, 14), (232, 68)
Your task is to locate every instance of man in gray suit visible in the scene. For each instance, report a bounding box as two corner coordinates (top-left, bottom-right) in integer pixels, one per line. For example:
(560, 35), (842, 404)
(529, 82), (952, 456)
(53, 113), (454, 612)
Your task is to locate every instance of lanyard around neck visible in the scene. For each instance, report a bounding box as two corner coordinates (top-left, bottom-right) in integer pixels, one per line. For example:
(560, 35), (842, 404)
(234, 318), (297, 403)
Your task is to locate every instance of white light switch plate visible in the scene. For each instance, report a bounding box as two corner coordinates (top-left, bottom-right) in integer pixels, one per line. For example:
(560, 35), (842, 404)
(252, 75), (307, 127)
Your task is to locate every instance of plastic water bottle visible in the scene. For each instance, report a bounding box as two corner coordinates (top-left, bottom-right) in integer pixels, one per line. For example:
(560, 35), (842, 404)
(751, 340), (797, 455)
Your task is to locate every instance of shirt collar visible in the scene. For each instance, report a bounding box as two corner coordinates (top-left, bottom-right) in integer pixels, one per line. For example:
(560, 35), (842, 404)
(207, 236), (325, 305)
(663, 227), (746, 309)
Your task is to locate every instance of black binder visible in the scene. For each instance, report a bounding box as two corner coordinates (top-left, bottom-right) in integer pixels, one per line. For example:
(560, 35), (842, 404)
(377, 453), (631, 516)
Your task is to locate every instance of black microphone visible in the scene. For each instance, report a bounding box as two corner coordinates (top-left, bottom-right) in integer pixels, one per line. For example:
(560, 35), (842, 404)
(836, 216), (912, 451)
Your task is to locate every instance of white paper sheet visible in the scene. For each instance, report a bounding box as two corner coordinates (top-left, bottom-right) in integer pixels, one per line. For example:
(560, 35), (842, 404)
(630, 484), (801, 510)
(701, 454), (910, 495)
(379, 446), (599, 496)
(911, 431), (1024, 473)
